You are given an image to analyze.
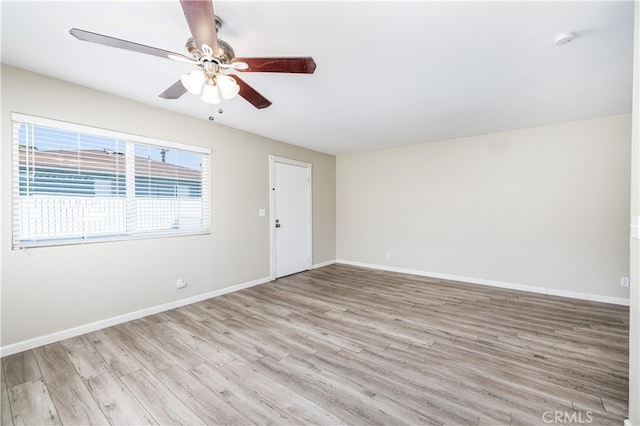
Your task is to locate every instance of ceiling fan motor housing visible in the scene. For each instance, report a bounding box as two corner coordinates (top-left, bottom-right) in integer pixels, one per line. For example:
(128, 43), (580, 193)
(185, 37), (235, 64)
(216, 39), (235, 63)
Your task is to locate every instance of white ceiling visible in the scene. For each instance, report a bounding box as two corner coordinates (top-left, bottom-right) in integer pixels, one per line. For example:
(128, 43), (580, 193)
(1, 1), (635, 155)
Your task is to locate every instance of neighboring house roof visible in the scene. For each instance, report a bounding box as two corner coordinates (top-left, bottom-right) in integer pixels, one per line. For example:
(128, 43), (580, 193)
(19, 148), (201, 181)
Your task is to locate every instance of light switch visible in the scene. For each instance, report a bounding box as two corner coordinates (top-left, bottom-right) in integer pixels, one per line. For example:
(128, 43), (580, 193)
(259, 209), (266, 217)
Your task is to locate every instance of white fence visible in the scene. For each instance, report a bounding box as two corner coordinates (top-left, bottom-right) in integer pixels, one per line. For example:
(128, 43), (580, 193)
(16, 196), (203, 242)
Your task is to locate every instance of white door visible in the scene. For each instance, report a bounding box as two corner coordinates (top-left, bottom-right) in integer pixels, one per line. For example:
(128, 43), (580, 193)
(271, 156), (312, 279)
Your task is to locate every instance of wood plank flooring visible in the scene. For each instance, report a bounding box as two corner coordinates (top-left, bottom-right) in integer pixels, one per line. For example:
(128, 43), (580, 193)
(0, 264), (629, 425)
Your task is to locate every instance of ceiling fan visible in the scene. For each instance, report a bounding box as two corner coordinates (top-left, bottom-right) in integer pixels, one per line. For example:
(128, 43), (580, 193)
(69, 0), (316, 109)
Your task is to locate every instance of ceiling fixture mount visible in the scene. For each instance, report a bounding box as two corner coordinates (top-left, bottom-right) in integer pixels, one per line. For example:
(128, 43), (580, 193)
(69, 0), (316, 109)
(554, 32), (575, 46)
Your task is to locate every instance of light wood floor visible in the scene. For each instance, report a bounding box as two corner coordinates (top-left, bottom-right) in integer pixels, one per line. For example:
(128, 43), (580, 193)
(1, 264), (629, 425)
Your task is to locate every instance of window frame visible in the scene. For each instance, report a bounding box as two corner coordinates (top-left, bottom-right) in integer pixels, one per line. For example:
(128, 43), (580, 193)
(11, 112), (211, 249)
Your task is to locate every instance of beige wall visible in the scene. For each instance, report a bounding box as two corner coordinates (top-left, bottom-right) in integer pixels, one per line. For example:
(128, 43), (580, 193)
(0, 65), (336, 349)
(338, 115), (631, 301)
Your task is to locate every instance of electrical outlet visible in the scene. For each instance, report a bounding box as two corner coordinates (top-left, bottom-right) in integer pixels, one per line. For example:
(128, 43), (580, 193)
(386, 252), (392, 260)
(177, 278), (186, 289)
(620, 277), (629, 287)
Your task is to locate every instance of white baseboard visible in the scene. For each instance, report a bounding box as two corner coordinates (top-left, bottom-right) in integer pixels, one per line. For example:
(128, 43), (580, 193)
(0, 276), (271, 357)
(336, 259), (630, 306)
(623, 419), (633, 426)
(312, 259), (336, 269)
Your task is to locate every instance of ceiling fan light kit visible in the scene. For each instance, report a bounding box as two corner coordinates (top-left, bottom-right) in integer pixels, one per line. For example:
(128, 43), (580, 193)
(69, 0), (317, 110)
(217, 74), (241, 100)
(201, 80), (221, 104)
(181, 69), (206, 94)
(180, 66), (240, 104)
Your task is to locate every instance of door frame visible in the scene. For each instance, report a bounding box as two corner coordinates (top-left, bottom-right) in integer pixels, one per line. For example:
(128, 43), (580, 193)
(269, 155), (313, 280)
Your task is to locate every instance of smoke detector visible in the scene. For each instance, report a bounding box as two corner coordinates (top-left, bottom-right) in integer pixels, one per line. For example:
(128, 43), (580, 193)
(554, 32), (575, 46)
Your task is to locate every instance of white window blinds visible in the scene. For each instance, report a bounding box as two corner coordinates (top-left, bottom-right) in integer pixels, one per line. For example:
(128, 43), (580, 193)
(12, 113), (211, 248)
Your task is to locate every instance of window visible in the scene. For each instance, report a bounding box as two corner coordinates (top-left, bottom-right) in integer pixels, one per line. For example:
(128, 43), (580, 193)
(12, 113), (210, 248)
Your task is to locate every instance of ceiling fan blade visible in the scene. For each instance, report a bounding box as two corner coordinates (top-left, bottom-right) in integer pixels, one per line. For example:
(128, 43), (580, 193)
(180, 0), (219, 56)
(231, 57), (317, 74)
(159, 80), (188, 99)
(232, 75), (272, 109)
(69, 28), (191, 62)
